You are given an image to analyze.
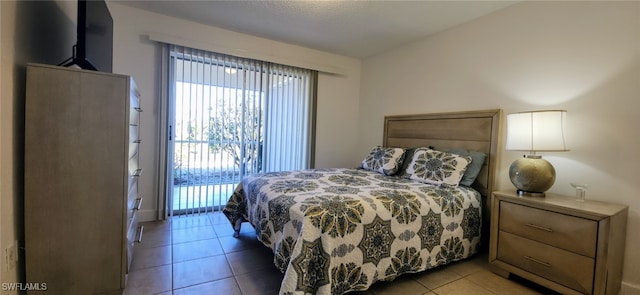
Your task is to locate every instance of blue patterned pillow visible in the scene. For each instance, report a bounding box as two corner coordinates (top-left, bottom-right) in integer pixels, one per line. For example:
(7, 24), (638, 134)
(405, 148), (472, 186)
(361, 146), (406, 175)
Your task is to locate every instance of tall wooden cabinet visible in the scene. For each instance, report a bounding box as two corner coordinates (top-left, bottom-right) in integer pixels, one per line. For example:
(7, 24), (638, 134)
(24, 63), (143, 294)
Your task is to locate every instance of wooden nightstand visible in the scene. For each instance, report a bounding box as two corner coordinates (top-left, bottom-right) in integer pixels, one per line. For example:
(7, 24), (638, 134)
(489, 191), (628, 295)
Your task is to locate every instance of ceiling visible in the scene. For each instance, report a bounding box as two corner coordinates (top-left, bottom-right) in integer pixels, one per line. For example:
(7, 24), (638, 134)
(117, 1), (517, 59)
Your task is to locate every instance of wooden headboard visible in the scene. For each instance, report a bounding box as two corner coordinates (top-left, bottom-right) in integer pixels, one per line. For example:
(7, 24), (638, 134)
(383, 109), (502, 199)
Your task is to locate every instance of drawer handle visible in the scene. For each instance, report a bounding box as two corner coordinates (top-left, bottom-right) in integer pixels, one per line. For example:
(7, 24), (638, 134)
(133, 139), (142, 144)
(134, 197), (143, 210)
(524, 255), (551, 267)
(134, 107), (143, 112)
(526, 223), (553, 232)
(135, 225), (144, 243)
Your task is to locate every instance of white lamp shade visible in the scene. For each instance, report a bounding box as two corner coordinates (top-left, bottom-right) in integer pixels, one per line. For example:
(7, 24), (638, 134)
(506, 110), (568, 152)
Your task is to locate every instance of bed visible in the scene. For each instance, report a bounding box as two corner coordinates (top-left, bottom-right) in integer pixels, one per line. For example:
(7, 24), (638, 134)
(223, 109), (501, 295)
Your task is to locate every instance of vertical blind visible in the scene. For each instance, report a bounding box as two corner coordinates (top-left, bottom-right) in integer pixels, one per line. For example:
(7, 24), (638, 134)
(169, 45), (316, 215)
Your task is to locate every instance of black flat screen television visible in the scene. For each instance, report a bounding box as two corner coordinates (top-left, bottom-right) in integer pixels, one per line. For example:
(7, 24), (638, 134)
(60, 0), (113, 72)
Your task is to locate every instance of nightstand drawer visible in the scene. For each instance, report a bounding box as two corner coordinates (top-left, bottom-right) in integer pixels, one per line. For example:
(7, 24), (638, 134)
(498, 231), (594, 294)
(499, 201), (597, 257)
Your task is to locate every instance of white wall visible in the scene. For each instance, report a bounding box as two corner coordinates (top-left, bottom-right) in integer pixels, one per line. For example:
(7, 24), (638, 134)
(106, 3), (362, 221)
(359, 1), (639, 292)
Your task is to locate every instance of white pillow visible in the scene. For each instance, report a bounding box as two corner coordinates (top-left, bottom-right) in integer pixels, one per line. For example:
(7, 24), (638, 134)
(361, 146), (406, 175)
(405, 148), (472, 186)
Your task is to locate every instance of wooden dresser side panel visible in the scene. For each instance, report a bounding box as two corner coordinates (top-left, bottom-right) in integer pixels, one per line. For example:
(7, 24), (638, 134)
(593, 208), (628, 295)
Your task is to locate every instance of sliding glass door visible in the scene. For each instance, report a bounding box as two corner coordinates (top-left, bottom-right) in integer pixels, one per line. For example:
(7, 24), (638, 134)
(166, 46), (316, 215)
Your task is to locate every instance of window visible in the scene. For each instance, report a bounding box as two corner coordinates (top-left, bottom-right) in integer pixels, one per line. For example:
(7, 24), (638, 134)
(167, 45), (316, 214)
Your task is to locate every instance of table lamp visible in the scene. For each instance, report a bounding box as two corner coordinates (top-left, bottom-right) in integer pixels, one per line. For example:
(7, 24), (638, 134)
(506, 110), (568, 196)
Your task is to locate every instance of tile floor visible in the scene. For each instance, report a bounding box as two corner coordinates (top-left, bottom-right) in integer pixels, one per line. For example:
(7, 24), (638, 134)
(124, 212), (559, 295)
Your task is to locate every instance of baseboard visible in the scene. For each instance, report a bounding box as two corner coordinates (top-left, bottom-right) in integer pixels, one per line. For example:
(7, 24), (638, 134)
(137, 209), (158, 223)
(620, 281), (640, 295)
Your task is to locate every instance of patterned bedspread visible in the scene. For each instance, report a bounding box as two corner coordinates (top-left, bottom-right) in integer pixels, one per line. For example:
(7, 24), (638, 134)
(223, 168), (482, 295)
